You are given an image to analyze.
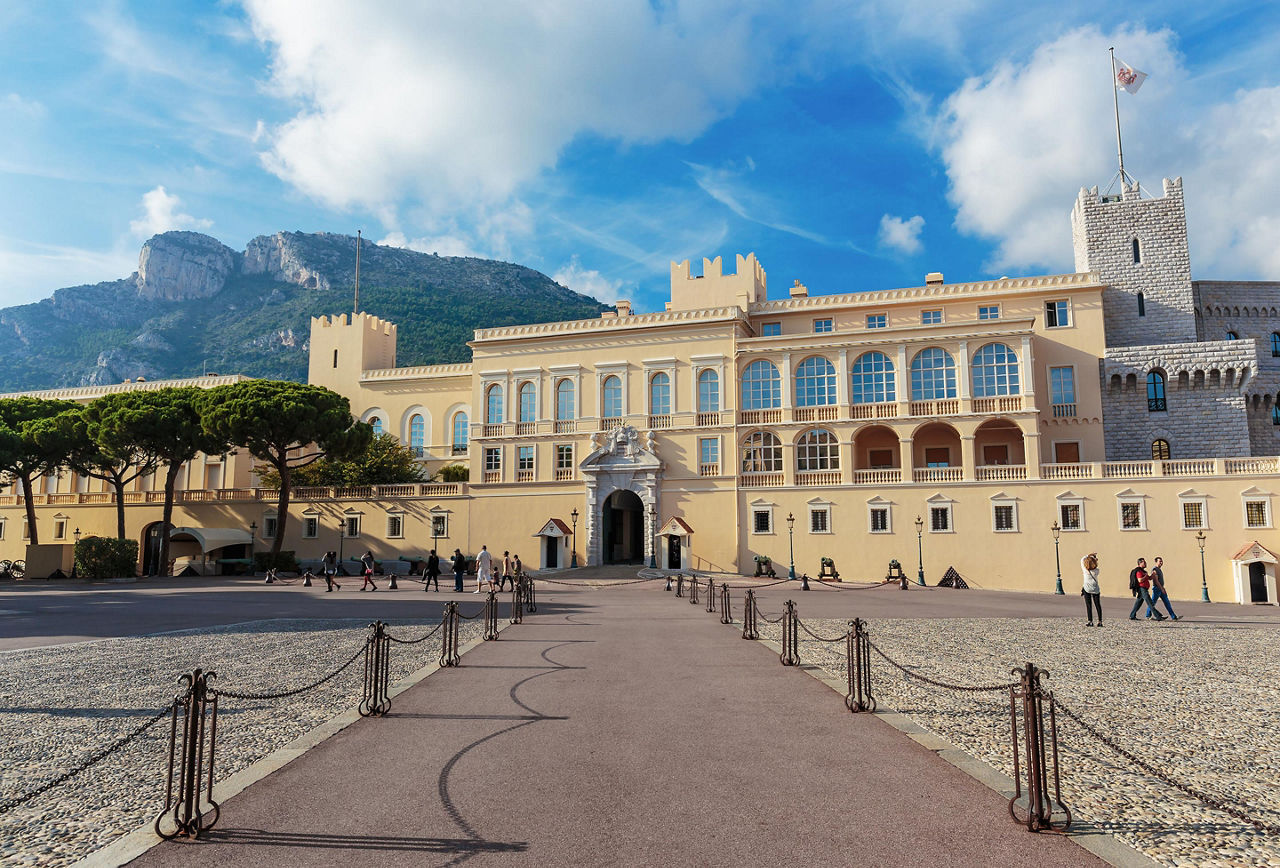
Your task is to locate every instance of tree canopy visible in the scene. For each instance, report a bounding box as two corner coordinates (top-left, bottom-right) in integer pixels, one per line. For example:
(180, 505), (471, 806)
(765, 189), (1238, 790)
(255, 432), (424, 489)
(0, 397), (80, 545)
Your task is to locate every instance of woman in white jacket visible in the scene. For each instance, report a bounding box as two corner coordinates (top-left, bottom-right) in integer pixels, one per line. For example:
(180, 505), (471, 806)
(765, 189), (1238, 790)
(1081, 553), (1101, 626)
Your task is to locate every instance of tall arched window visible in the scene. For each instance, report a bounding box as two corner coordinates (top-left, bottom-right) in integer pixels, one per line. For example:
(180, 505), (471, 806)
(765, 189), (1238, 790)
(1147, 371), (1167, 412)
(452, 412), (469, 453)
(1137, 292), (1145, 317)
(697, 369), (720, 413)
(910, 348), (957, 400)
(794, 356), (836, 407)
(741, 431), (782, 473)
(971, 343), (1020, 397)
(740, 360), (781, 410)
(409, 414), (425, 456)
(485, 385), (504, 424)
(1132, 238), (1141, 263)
(649, 372), (671, 415)
(1272, 404), (1280, 426)
(555, 379), (575, 420)
(601, 375), (623, 419)
(1151, 439), (1171, 460)
(1226, 330), (1239, 341)
(1271, 333), (1280, 358)
(518, 382), (536, 423)
(851, 351), (895, 404)
(369, 416), (384, 436)
(796, 429), (840, 471)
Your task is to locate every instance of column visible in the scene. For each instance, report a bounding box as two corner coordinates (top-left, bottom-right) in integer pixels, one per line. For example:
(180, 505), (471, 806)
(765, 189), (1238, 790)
(899, 437), (914, 483)
(960, 434), (977, 482)
(896, 345), (911, 416)
(957, 340), (971, 413)
(1020, 335), (1036, 409)
(836, 348), (849, 415)
(780, 353), (793, 411)
(1024, 429), (1042, 479)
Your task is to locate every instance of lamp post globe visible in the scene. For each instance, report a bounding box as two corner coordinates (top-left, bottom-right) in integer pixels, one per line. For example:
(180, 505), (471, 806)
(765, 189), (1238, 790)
(786, 512), (797, 581)
(1197, 529), (1210, 602)
(1051, 519), (1064, 594)
(914, 515), (925, 586)
(647, 504), (656, 569)
(570, 507), (579, 569)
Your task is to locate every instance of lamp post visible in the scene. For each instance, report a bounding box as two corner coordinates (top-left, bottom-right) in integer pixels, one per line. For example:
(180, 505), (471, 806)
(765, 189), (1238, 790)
(647, 503), (656, 569)
(337, 516), (346, 568)
(431, 516), (440, 556)
(786, 512), (796, 581)
(914, 515), (926, 586)
(1197, 529), (1210, 602)
(71, 528), (80, 579)
(570, 507), (579, 568)
(1051, 519), (1063, 594)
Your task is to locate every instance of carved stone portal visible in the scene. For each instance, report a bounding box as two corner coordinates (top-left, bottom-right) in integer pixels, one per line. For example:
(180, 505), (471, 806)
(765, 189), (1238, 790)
(579, 425), (663, 566)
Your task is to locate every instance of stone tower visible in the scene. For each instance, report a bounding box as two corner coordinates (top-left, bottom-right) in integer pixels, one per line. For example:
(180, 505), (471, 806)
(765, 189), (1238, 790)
(307, 312), (397, 396)
(1071, 177), (1196, 348)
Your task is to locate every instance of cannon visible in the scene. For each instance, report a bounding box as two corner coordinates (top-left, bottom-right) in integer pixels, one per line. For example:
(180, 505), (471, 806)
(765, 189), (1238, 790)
(753, 554), (776, 578)
(818, 557), (839, 581)
(886, 558), (909, 590)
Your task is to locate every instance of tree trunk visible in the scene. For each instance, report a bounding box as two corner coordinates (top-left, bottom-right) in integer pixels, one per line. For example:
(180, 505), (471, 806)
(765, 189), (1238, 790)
(158, 463), (180, 576)
(19, 472), (38, 546)
(112, 475), (127, 539)
(273, 461), (290, 556)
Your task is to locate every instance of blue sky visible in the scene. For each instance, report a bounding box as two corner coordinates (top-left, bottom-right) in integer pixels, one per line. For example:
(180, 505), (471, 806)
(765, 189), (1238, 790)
(2, 1), (1278, 312)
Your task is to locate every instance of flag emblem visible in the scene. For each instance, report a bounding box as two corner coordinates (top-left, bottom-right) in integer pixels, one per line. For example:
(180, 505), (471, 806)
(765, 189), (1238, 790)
(1114, 58), (1148, 94)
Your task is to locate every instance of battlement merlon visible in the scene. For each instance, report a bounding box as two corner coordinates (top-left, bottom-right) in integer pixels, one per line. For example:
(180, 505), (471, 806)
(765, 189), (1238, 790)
(310, 312), (398, 337)
(669, 253), (767, 312)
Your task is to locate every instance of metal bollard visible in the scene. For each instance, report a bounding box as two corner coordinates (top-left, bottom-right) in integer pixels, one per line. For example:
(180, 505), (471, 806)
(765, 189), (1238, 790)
(439, 602), (461, 667)
(155, 669), (220, 839)
(525, 576), (537, 613)
(706, 580), (716, 614)
(1008, 662), (1070, 833)
(358, 621), (391, 717)
(844, 618), (875, 713)
(303, 571), (313, 587)
(511, 581), (524, 624)
(779, 600), (799, 666)
(665, 576), (672, 591)
(675, 574), (684, 597)
(484, 590), (499, 640)
(689, 576), (699, 605)
(388, 573), (399, 590)
(719, 583), (732, 625)
(742, 589), (759, 639)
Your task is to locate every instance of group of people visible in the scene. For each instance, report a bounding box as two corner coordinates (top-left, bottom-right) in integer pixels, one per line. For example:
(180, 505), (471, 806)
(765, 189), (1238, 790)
(1079, 553), (1180, 626)
(307, 546), (525, 594)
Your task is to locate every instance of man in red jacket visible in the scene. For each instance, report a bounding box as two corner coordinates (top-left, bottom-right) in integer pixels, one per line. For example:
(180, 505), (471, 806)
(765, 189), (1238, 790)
(1128, 557), (1165, 621)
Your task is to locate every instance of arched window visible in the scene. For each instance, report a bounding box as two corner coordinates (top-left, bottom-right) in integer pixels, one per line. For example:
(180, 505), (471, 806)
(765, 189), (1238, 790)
(649, 372), (671, 415)
(971, 343), (1021, 397)
(851, 351), (895, 404)
(485, 385), (503, 424)
(1146, 371), (1167, 412)
(452, 412), (469, 452)
(518, 382), (536, 423)
(369, 416), (383, 436)
(1226, 330), (1239, 341)
(1273, 405), (1280, 426)
(741, 431), (782, 473)
(910, 348), (957, 400)
(1151, 439), (1171, 460)
(697, 369), (720, 413)
(794, 356), (836, 407)
(1132, 238), (1141, 264)
(601, 375), (622, 419)
(409, 414), (425, 457)
(796, 429), (840, 471)
(1137, 292), (1145, 317)
(1272, 333), (1280, 358)
(555, 379), (575, 420)
(740, 360), (782, 410)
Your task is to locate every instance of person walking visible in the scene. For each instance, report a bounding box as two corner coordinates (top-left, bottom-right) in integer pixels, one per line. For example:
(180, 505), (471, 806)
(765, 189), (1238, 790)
(1128, 557), (1164, 620)
(424, 549), (440, 592)
(1146, 556), (1179, 621)
(499, 551), (513, 592)
(360, 550), (378, 591)
(451, 548), (467, 593)
(1080, 553), (1101, 626)
(475, 545), (493, 593)
(321, 550), (341, 592)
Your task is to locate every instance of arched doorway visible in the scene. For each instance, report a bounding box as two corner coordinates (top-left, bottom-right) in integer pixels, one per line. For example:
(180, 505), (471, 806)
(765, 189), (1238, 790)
(602, 489), (644, 564)
(141, 521), (170, 576)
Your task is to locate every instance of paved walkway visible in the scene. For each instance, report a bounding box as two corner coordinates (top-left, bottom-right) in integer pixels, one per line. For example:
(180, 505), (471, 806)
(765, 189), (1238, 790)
(130, 577), (1102, 866)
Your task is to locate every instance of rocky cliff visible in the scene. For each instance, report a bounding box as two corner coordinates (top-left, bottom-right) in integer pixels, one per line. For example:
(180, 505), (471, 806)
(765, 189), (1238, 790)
(136, 232), (240, 300)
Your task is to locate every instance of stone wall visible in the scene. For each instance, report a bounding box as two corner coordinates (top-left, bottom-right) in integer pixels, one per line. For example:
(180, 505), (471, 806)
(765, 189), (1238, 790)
(1195, 281), (1280, 359)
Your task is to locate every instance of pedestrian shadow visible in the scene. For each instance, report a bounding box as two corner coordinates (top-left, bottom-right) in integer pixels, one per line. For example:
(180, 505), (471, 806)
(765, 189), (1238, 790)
(199, 828), (528, 854)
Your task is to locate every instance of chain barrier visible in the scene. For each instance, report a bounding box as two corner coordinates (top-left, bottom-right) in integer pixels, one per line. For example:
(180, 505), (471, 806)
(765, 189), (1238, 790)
(779, 600), (800, 666)
(537, 575), (663, 587)
(386, 620), (444, 645)
(675, 574), (685, 597)
(866, 640), (1018, 694)
(796, 617), (848, 643)
(705, 580), (716, 614)
(439, 602), (461, 667)
(741, 589), (759, 639)
(483, 591), (500, 640)
(358, 623), (391, 718)
(845, 619), (875, 713)
(215, 639), (367, 701)
(155, 670), (220, 840)
(719, 582), (732, 625)
(1051, 695), (1280, 836)
(718, 577), (793, 590)
(1008, 662), (1071, 833)
(524, 576), (537, 612)
(688, 576), (699, 605)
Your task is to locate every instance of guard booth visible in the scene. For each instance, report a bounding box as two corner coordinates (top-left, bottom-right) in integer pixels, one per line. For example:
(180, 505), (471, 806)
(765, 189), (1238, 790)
(1231, 541), (1278, 604)
(657, 517), (692, 571)
(167, 526), (254, 576)
(533, 518), (573, 570)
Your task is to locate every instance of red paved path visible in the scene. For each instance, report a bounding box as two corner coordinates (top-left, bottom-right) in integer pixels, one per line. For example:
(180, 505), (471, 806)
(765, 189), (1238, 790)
(131, 578), (1101, 866)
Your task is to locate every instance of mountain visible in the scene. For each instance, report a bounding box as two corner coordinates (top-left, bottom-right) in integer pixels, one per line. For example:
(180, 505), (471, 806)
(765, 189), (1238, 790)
(0, 231), (612, 391)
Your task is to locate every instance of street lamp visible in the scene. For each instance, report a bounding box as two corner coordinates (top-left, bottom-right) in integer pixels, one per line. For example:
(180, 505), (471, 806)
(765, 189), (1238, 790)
(914, 515), (926, 586)
(1051, 519), (1064, 595)
(647, 504), (657, 569)
(1196, 529), (1210, 602)
(71, 528), (80, 579)
(786, 512), (796, 581)
(570, 507), (579, 568)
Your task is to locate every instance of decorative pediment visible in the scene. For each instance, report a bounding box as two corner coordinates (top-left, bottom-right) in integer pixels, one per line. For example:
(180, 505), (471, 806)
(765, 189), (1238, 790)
(988, 490), (1021, 502)
(534, 519), (572, 538)
(1231, 541), (1278, 564)
(1055, 490), (1083, 501)
(1177, 489), (1207, 499)
(1240, 486), (1272, 497)
(866, 495), (894, 506)
(1113, 488), (1147, 499)
(659, 517), (693, 536)
(579, 425), (662, 471)
(925, 492), (954, 504)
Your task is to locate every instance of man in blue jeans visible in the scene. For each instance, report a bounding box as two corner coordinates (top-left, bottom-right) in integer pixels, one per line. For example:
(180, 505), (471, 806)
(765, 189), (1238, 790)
(1146, 556), (1179, 620)
(1128, 558), (1166, 621)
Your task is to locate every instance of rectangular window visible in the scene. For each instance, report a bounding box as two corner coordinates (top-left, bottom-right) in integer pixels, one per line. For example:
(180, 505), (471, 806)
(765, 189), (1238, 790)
(753, 510), (772, 534)
(921, 309), (942, 325)
(1054, 442), (1081, 463)
(303, 517), (318, 539)
(1045, 300), (1071, 328)
(0, 520), (6, 540)
(978, 305), (1000, 320)
(929, 506), (951, 532)
(518, 445), (535, 471)
(22, 519), (29, 540)
(761, 322), (781, 337)
(1059, 503), (1082, 531)
(813, 318), (833, 333)
(993, 504), (1016, 532)
(809, 508), (830, 534)
(263, 516), (278, 539)
(869, 449), (895, 469)
(1049, 367), (1076, 415)
(869, 507), (889, 533)
(431, 515), (448, 539)
(1181, 502), (1205, 530)
(344, 516), (361, 538)
(484, 447), (501, 471)
(556, 445), (574, 470)
(1120, 501), (1144, 530)
(699, 437), (719, 466)
(387, 514), (404, 539)
(924, 447), (950, 468)
(866, 314), (887, 329)
(52, 518), (67, 541)
(1246, 500), (1270, 528)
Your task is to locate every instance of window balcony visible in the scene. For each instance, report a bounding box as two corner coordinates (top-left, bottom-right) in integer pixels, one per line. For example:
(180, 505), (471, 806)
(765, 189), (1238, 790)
(599, 416), (623, 431)
(850, 402), (899, 420)
(515, 469), (534, 483)
(853, 468), (901, 484)
(554, 468), (575, 481)
(481, 423), (505, 438)
(647, 414), (672, 430)
(483, 470), (501, 484)
(1051, 403), (1076, 418)
(793, 406), (839, 423)
(696, 411), (724, 427)
(740, 472), (784, 488)
(794, 470), (841, 486)
(516, 422), (536, 436)
(974, 465), (1027, 481)
(554, 419), (576, 433)
(698, 463), (720, 477)
(971, 396), (1023, 413)
(912, 467), (962, 483)
(909, 399), (961, 417)
(739, 409), (782, 425)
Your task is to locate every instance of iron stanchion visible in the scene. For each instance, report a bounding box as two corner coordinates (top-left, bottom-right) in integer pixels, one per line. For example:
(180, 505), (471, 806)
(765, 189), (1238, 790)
(719, 583), (732, 624)
(302, 571), (313, 587)
(675, 574), (684, 597)
(742, 589), (759, 639)
(525, 576), (536, 612)
(844, 618), (875, 713)
(801, 573), (810, 591)
(1008, 662), (1071, 833)
(388, 572), (399, 590)
(689, 576), (699, 605)
(706, 580), (716, 614)
(665, 576), (672, 592)
(511, 581), (524, 624)
(780, 600), (799, 666)
(484, 590), (499, 640)
(155, 669), (220, 839)
(358, 621), (391, 717)
(440, 602), (461, 667)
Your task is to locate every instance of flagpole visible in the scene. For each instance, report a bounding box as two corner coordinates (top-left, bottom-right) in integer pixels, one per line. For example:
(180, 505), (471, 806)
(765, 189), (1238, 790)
(1110, 47), (1127, 186)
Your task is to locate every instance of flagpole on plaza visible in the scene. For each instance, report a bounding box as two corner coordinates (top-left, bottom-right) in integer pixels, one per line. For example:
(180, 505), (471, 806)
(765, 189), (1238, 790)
(1109, 47), (1127, 186)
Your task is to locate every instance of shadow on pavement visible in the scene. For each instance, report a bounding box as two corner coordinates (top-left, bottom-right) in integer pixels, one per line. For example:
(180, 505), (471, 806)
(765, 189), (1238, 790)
(198, 828), (529, 854)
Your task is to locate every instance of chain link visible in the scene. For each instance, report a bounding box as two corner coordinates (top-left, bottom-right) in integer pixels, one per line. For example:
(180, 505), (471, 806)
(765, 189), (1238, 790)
(537, 576), (663, 587)
(216, 639), (367, 701)
(753, 599), (785, 624)
(1051, 696), (1280, 836)
(455, 605), (486, 620)
(0, 702), (174, 815)
(386, 620), (445, 645)
(866, 640), (1017, 693)
(796, 618), (850, 643)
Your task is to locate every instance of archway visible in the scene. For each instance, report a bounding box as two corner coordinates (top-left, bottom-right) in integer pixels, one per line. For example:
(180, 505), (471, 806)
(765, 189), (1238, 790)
(853, 425), (899, 470)
(140, 521), (170, 577)
(602, 489), (645, 564)
(974, 418), (1026, 466)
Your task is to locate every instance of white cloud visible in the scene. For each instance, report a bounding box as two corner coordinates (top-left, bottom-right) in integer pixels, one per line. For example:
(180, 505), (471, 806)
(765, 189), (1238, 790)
(3, 93), (46, 119)
(553, 258), (628, 305)
(129, 186), (213, 239)
(878, 214), (925, 255)
(0, 236), (136, 305)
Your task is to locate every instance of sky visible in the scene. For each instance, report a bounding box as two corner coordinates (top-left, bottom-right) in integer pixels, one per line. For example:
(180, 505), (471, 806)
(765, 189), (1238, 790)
(1, 1), (1278, 313)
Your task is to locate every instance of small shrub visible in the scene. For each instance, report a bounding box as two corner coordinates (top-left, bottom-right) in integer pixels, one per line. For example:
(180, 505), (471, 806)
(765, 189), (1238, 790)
(439, 464), (469, 482)
(253, 551), (300, 573)
(76, 536), (139, 581)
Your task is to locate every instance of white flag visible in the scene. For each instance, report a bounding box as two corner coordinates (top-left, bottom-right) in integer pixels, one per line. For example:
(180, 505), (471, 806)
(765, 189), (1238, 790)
(1114, 58), (1148, 94)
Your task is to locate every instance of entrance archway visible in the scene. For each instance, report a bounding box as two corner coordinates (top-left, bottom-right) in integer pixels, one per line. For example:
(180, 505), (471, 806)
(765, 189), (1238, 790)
(602, 489), (644, 564)
(141, 521), (169, 576)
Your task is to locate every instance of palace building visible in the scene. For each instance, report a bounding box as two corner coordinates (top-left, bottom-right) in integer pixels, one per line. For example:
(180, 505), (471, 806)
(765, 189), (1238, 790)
(4, 176), (1280, 604)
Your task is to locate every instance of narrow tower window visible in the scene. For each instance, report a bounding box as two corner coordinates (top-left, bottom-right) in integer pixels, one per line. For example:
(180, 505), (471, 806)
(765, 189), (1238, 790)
(1151, 439), (1171, 460)
(333, 349), (339, 368)
(1137, 292), (1145, 317)
(1132, 238), (1141, 263)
